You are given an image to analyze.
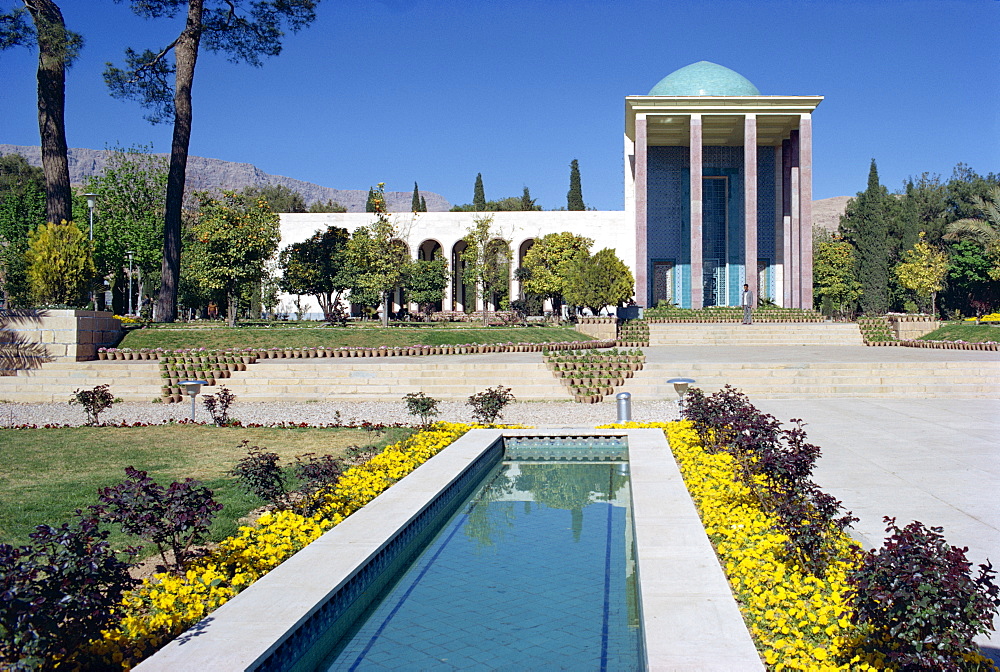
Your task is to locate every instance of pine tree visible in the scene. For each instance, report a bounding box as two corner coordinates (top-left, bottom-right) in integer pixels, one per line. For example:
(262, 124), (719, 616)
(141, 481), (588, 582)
(842, 160), (891, 315)
(365, 187), (377, 213)
(521, 186), (537, 211)
(567, 159), (584, 211)
(411, 182), (420, 212)
(473, 173), (486, 211)
(419, 195), (427, 212)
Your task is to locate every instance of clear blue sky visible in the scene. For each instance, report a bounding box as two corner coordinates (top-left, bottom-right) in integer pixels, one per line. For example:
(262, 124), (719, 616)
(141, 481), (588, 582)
(1, 0), (997, 210)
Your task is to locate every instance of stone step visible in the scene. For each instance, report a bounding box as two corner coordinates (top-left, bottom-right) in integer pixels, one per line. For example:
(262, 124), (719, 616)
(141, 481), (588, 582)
(648, 323), (864, 346)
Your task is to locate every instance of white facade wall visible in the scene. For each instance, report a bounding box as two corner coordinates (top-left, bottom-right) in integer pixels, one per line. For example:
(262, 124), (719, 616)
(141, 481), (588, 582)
(277, 211), (632, 317)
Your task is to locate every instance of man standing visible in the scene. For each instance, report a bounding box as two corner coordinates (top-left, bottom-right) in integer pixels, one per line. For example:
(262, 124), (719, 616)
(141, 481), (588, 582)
(741, 283), (754, 325)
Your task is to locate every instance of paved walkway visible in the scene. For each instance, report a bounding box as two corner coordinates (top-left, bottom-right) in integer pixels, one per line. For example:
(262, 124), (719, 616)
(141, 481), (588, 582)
(754, 398), (1000, 657)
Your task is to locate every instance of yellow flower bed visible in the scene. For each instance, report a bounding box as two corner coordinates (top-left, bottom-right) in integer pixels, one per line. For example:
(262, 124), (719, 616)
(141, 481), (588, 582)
(966, 312), (1000, 322)
(91, 422), (485, 668)
(601, 421), (887, 670)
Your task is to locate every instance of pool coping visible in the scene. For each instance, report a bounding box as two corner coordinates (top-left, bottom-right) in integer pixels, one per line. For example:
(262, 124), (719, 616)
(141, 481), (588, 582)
(135, 428), (763, 671)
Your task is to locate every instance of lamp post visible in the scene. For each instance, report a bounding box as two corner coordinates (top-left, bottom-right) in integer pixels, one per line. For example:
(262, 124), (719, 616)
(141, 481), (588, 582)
(126, 250), (135, 315)
(84, 193), (97, 309)
(667, 377), (696, 407)
(179, 380), (209, 421)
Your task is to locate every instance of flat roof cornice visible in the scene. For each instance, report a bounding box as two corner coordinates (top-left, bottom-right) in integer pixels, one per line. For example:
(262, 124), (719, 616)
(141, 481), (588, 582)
(625, 95), (824, 141)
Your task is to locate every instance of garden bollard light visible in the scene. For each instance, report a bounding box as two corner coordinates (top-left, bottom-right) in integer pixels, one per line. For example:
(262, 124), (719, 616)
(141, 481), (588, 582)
(179, 380), (208, 422)
(616, 392), (632, 423)
(667, 378), (696, 407)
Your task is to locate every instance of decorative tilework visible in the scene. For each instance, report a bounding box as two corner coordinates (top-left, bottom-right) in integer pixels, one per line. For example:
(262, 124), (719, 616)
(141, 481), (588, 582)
(756, 146), (777, 301)
(647, 146), (688, 307)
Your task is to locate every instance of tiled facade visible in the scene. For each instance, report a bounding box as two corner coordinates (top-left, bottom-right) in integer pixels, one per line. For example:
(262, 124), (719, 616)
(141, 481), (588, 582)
(646, 146), (777, 308)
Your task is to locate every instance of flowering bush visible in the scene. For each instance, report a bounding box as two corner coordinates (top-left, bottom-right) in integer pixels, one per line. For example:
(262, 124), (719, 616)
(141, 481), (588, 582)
(601, 420), (999, 671)
(90, 422), (485, 668)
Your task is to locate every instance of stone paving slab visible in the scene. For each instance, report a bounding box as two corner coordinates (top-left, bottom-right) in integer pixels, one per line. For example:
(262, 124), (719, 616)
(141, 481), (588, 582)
(753, 398), (1000, 658)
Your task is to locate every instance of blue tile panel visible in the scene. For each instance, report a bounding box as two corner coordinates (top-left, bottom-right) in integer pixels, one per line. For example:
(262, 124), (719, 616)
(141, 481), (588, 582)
(321, 461), (641, 671)
(646, 144), (777, 306)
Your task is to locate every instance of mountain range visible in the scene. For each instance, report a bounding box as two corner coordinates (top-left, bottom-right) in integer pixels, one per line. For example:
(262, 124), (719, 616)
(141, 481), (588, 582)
(0, 144), (453, 213)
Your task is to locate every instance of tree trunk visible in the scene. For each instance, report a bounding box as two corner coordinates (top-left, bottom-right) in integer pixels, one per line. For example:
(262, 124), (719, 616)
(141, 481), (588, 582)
(226, 290), (237, 328)
(27, 0), (73, 225)
(381, 292), (389, 328)
(155, 0), (203, 323)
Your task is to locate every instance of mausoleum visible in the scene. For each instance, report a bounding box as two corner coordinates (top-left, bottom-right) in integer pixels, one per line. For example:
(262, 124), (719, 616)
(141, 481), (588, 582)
(279, 61), (821, 316)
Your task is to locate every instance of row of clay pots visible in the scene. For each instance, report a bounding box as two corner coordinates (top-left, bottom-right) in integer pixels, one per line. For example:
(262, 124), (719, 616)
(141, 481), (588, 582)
(900, 340), (998, 350)
(646, 317), (823, 323)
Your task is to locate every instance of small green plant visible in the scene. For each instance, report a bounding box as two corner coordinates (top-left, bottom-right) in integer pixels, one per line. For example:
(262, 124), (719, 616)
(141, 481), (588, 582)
(848, 517), (1000, 669)
(0, 515), (136, 669)
(467, 385), (515, 424)
(93, 467), (223, 571)
(403, 391), (440, 427)
(228, 440), (287, 506)
(202, 385), (236, 426)
(69, 384), (119, 426)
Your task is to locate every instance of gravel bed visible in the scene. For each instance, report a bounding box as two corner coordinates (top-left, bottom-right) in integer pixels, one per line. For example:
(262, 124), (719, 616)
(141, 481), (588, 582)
(0, 399), (681, 428)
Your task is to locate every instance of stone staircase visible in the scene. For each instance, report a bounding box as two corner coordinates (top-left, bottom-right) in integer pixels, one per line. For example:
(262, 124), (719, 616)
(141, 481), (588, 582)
(197, 356), (569, 402)
(620, 360), (999, 399)
(648, 323), (864, 347)
(0, 360), (163, 403)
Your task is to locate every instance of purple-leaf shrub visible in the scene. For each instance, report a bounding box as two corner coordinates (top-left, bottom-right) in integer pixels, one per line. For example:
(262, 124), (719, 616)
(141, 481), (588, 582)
(228, 441), (286, 505)
(0, 515), (135, 668)
(93, 467), (222, 571)
(849, 517), (1000, 670)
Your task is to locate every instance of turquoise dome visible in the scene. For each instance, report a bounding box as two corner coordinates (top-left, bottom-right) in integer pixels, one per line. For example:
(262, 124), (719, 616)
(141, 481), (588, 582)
(648, 61), (760, 96)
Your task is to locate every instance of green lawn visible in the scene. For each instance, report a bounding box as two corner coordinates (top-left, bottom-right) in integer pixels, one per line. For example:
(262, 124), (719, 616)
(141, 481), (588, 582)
(917, 322), (1000, 342)
(119, 322), (591, 351)
(0, 424), (414, 552)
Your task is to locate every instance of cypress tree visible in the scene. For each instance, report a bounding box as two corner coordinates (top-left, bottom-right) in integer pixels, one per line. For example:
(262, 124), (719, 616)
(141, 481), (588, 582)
(521, 186), (537, 211)
(365, 187), (376, 213)
(411, 182), (420, 212)
(419, 195), (427, 212)
(846, 160), (891, 315)
(473, 173), (486, 211)
(567, 159), (584, 210)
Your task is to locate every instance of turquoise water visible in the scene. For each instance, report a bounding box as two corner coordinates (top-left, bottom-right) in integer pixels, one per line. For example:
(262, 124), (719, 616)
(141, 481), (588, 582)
(317, 457), (642, 671)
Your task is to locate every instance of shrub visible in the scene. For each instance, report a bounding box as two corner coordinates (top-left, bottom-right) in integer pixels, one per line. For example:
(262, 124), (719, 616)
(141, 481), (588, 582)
(69, 384), (118, 426)
(403, 391), (440, 426)
(25, 221), (95, 307)
(93, 467), (223, 571)
(202, 385), (236, 426)
(292, 453), (345, 514)
(849, 517), (1000, 670)
(467, 385), (515, 424)
(228, 440), (287, 505)
(0, 515), (135, 669)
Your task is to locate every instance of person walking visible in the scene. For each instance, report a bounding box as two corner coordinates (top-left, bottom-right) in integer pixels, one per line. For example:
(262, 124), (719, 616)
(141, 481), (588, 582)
(741, 283), (754, 325)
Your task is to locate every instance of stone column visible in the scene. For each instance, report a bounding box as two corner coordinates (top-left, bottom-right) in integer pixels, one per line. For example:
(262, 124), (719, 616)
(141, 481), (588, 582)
(799, 114), (814, 310)
(743, 114), (757, 297)
(444, 247), (454, 311)
(782, 138), (793, 308)
(634, 116), (648, 307)
(774, 144), (784, 306)
(690, 114), (703, 309)
(790, 130), (801, 308)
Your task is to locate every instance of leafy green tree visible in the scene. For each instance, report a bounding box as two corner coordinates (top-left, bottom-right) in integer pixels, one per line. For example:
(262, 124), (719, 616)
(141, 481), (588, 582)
(812, 231), (862, 317)
(943, 185), (1000, 280)
(894, 232), (949, 315)
(461, 215), (511, 323)
(521, 231), (593, 308)
(25, 221), (94, 306)
(0, 154), (46, 306)
(563, 248), (633, 314)
(521, 186), (538, 212)
(240, 184), (306, 213)
(1, 0), (82, 224)
(308, 199), (347, 213)
(567, 159), (584, 211)
(411, 182), (420, 213)
(841, 160), (893, 315)
(187, 191), (280, 327)
(104, 0), (318, 323)
(941, 240), (1000, 318)
(345, 184), (410, 327)
(473, 173), (486, 211)
(85, 146), (167, 313)
(944, 164), (999, 222)
(407, 255), (448, 317)
(279, 225), (352, 322)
